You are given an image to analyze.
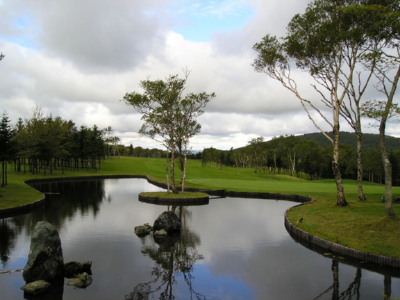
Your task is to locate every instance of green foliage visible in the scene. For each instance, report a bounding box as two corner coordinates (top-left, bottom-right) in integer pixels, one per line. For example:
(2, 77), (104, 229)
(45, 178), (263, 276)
(12, 107), (107, 175)
(252, 35), (288, 73)
(361, 100), (400, 126)
(300, 131), (400, 151)
(0, 112), (16, 186)
(122, 73), (215, 150)
(0, 113), (16, 162)
(213, 132), (399, 185)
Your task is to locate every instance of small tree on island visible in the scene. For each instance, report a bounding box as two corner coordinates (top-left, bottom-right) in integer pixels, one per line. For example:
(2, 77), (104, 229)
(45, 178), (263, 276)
(122, 70), (215, 194)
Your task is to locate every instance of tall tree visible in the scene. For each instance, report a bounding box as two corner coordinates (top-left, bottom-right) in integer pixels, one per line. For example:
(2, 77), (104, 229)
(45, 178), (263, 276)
(356, 1), (400, 217)
(0, 113), (15, 186)
(281, 135), (300, 177)
(252, 0), (387, 206)
(247, 136), (265, 173)
(123, 72), (214, 193)
(362, 101), (400, 216)
(175, 91), (214, 192)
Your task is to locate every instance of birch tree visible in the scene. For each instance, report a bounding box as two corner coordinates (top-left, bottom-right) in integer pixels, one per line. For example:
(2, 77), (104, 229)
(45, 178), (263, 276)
(122, 72), (214, 193)
(252, 0), (385, 206)
(175, 92), (215, 192)
(358, 1), (400, 217)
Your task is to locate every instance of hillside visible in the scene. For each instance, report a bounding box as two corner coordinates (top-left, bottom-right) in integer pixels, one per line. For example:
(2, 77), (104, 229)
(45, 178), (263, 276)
(299, 131), (400, 151)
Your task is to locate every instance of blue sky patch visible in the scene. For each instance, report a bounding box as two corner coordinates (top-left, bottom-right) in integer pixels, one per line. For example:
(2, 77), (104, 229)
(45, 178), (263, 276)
(5, 10), (37, 49)
(186, 264), (255, 299)
(170, 0), (255, 42)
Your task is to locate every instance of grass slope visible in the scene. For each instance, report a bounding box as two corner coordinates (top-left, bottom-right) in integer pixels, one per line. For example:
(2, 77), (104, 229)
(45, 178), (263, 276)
(1, 157), (399, 258)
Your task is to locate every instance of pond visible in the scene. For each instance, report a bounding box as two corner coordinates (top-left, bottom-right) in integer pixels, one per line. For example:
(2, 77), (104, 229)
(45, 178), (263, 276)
(0, 178), (399, 299)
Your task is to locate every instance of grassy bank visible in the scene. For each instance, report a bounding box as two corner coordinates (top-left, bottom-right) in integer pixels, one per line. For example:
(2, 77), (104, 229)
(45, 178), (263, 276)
(1, 156), (399, 258)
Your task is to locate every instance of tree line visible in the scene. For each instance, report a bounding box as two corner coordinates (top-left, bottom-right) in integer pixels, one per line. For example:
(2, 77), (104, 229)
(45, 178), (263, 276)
(201, 134), (400, 186)
(0, 108), (122, 186)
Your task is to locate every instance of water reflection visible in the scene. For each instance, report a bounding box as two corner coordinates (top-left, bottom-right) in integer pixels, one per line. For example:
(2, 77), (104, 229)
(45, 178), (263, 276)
(7, 179), (106, 235)
(127, 207), (205, 300)
(0, 180), (107, 268)
(288, 229), (399, 300)
(314, 260), (362, 300)
(0, 179), (399, 300)
(0, 219), (17, 267)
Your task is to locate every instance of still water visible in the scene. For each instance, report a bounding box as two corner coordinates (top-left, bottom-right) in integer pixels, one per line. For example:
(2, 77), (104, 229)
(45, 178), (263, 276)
(0, 178), (399, 299)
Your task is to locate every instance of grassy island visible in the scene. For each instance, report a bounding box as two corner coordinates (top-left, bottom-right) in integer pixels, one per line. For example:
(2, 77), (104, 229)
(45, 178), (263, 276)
(1, 156), (399, 259)
(141, 192), (208, 199)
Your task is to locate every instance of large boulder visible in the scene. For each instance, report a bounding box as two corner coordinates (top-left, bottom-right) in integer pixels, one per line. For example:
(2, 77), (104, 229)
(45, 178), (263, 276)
(153, 211), (181, 234)
(23, 221), (64, 283)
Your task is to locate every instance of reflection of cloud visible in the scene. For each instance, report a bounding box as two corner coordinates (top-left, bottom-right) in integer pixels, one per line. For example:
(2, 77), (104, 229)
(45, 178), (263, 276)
(190, 197), (394, 299)
(190, 198), (295, 260)
(189, 264), (255, 300)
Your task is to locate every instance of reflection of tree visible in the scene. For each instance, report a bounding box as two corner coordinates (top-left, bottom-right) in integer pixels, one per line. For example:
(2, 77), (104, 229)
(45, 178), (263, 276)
(10, 179), (106, 235)
(0, 179), (107, 267)
(289, 231), (398, 300)
(313, 260), (362, 300)
(339, 267), (361, 300)
(126, 207), (205, 300)
(332, 260), (340, 300)
(384, 275), (391, 300)
(0, 219), (18, 268)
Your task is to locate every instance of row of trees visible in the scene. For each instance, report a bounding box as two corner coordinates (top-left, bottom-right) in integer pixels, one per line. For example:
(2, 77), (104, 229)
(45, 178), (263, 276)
(253, 0), (400, 216)
(201, 135), (400, 186)
(0, 108), (122, 185)
(127, 146), (201, 160)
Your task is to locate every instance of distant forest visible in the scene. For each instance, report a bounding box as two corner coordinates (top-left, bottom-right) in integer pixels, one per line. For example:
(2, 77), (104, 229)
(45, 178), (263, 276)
(300, 131), (400, 151)
(200, 132), (400, 186)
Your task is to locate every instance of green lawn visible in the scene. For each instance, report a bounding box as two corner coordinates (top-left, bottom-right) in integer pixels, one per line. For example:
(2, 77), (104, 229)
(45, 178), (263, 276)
(1, 157), (399, 258)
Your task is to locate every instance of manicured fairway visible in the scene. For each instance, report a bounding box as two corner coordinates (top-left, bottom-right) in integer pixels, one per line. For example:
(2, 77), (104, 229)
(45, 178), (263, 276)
(187, 177), (388, 196)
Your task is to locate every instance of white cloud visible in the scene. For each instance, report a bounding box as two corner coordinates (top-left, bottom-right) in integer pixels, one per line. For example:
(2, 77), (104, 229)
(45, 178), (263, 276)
(0, 0), (398, 151)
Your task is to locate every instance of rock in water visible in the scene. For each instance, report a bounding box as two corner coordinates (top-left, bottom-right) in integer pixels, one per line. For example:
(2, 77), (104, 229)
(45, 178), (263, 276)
(64, 261), (92, 278)
(23, 221), (64, 283)
(134, 224), (152, 237)
(20, 280), (51, 294)
(153, 211), (181, 234)
(67, 272), (93, 288)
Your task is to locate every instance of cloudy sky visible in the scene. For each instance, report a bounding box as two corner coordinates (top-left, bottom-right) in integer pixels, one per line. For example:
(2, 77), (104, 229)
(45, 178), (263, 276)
(1, 0), (399, 150)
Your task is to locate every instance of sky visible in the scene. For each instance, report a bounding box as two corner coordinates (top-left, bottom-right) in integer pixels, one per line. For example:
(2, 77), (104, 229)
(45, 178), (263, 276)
(0, 0), (399, 150)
